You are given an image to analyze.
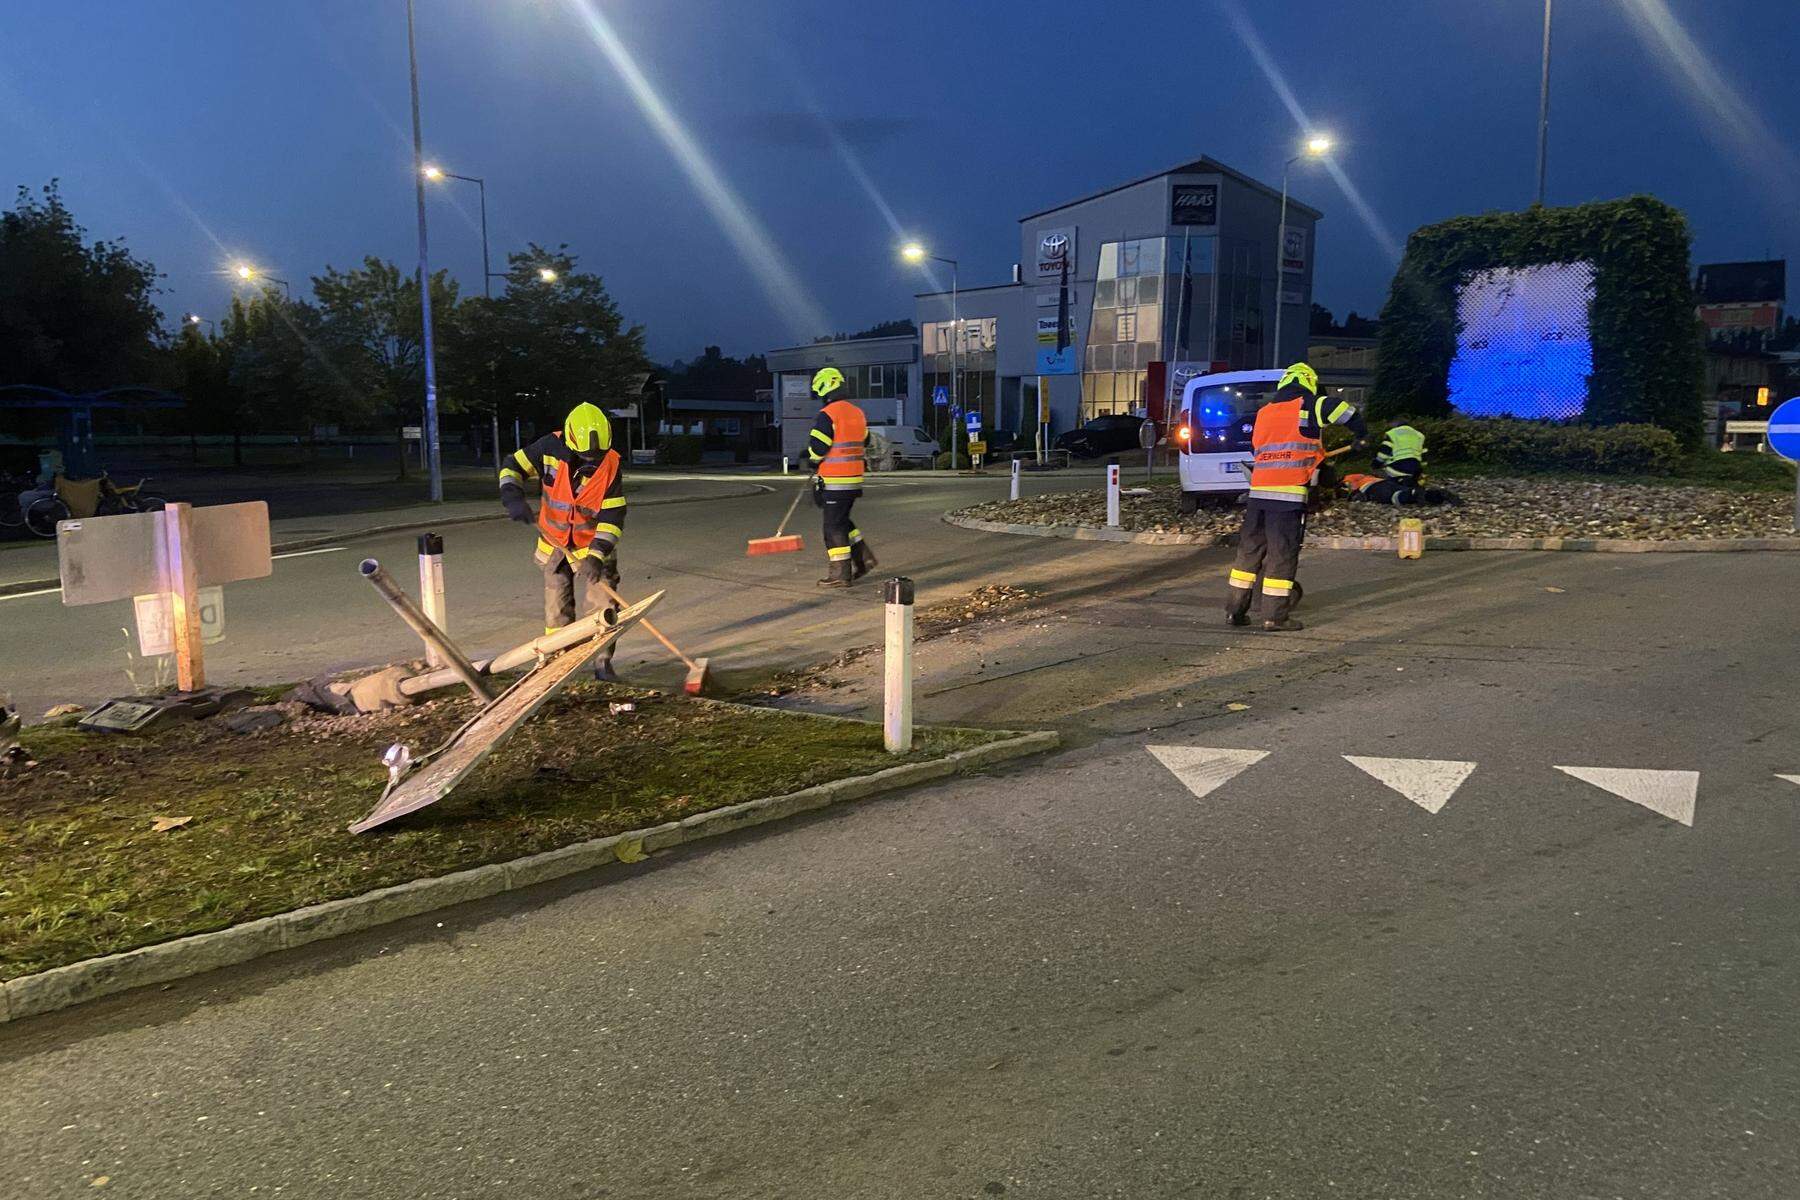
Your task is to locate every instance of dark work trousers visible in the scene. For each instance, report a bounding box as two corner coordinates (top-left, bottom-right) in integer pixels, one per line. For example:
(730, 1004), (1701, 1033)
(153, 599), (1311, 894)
(543, 550), (620, 669)
(1225, 498), (1305, 623)
(820, 492), (861, 564)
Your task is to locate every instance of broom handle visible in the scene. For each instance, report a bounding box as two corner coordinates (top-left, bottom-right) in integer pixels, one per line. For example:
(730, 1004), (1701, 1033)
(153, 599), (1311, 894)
(595, 579), (699, 672)
(772, 474), (813, 538)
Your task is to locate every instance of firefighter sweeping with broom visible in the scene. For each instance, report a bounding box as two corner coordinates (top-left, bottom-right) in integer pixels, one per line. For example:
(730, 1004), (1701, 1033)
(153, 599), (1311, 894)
(499, 402), (629, 680)
(805, 367), (878, 588)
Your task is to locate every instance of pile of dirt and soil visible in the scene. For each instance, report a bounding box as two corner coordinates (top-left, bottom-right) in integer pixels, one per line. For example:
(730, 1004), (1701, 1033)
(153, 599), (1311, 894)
(0, 687), (1000, 978)
(954, 477), (1797, 542)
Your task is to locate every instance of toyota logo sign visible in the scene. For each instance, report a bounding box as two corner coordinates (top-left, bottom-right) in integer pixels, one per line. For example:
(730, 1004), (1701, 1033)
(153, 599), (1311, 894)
(1040, 233), (1069, 260)
(1034, 226), (1076, 279)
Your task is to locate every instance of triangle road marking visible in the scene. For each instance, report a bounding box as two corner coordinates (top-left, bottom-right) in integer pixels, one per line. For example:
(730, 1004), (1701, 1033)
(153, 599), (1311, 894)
(1146, 746), (1269, 801)
(1553, 765), (1698, 827)
(1343, 755), (1477, 814)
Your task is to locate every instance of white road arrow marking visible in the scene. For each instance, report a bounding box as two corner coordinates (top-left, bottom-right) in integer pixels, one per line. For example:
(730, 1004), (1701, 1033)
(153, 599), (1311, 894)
(1343, 756), (1476, 814)
(1554, 765), (1698, 827)
(1146, 746), (1268, 800)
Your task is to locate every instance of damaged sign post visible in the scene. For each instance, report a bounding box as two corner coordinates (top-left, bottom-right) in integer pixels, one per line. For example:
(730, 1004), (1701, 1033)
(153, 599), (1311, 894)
(57, 501), (270, 730)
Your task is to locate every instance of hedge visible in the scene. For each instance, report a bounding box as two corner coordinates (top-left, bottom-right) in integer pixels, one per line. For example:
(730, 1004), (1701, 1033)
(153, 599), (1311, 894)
(656, 435), (703, 465)
(1388, 415), (1683, 475)
(1371, 196), (1705, 448)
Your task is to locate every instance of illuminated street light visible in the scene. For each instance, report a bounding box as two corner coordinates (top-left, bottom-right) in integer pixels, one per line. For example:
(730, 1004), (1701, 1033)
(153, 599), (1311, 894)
(538, 267), (558, 283)
(232, 263), (291, 299)
(406, 0), (444, 502)
(422, 164), (445, 181)
(184, 313), (215, 334)
(898, 241), (960, 468)
(1270, 135), (1334, 369)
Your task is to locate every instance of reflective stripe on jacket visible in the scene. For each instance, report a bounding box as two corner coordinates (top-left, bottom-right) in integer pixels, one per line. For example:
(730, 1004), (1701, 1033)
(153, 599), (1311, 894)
(1246, 397), (1324, 504)
(809, 399), (867, 491)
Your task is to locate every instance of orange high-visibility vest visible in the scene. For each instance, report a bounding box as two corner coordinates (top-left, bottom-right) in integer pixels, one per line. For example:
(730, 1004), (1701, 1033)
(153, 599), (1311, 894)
(1342, 472), (1383, 494)
(537, 447), (623, 561)
(818, 399), (867, 491)
(1247, 397), (1323, 504)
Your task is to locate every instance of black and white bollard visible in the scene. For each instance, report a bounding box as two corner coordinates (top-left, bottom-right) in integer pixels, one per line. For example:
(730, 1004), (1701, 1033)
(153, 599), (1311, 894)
(417, 533), (448, 668)
(1106, 463), (1121, 527)
(883, 577), (914, 754)
(1010, 457), (1021, 501)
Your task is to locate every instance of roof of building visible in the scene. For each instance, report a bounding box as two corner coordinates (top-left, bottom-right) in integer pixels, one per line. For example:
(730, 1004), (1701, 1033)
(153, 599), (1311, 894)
(667, 398), (771, 413)
(1696, 260), (1786, 304)
(1020, 155), (1324, 223)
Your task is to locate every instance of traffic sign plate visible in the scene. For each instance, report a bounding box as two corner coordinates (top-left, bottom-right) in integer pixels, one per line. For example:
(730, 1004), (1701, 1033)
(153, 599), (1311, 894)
(1766, 397), (1800, 460)
(933, 385), (949, 407)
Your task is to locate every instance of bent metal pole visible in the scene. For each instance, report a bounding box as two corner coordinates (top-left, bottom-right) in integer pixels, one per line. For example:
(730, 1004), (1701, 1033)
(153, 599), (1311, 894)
(360, 558), (493, 702)
(398, 605), (618, 697)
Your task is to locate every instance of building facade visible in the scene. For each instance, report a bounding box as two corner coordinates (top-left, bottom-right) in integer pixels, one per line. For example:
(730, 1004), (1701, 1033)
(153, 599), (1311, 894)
(766, 156), (1322, 456)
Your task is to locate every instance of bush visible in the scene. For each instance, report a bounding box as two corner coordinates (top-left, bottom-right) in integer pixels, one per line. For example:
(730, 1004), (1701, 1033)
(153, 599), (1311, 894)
(1388, 415), (1683, 475)
(656, 435), (702, 466)
(1372, 196), (1704, 447)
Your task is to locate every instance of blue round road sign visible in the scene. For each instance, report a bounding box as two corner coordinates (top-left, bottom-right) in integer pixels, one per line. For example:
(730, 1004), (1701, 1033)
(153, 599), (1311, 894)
(1767, 397), (1800, 461)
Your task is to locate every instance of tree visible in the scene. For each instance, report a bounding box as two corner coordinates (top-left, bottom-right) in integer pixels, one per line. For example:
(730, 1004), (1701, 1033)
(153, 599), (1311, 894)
(216, 291), (322, 466)
(308, 256), (460, 477)
(662, 345), (770, 400)
(814, 317), (915, 343)
(0, 181), (164, 390)
(1309, 303), (1335, 335)
(444, 243), (648, 436)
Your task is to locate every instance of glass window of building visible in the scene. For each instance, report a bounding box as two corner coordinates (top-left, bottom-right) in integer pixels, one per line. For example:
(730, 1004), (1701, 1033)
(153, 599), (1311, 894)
(1081, 237), (1164, 420)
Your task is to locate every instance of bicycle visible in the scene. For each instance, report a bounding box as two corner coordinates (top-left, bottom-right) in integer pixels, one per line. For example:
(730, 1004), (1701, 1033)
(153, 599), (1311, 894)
(17, 471), (165, 538)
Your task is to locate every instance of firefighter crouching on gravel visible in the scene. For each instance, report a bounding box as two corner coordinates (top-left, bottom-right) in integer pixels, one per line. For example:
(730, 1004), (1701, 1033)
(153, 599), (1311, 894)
(1339, 424), (1459, 507)
(1225, 362), (1365, 632)
(806, 367), (879, 588)
(498, 402), (628, 679)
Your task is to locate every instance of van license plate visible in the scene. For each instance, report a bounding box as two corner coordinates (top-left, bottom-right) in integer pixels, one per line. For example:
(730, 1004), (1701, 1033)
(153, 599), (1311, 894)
(1221, 461), (1240, 474)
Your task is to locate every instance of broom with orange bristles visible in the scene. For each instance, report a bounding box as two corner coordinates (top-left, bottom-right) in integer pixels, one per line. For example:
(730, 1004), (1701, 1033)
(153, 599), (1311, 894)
(747, 475), (811, 556)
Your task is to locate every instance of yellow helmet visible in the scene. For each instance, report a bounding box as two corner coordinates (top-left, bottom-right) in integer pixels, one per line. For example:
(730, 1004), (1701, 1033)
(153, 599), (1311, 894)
(1278, 362), (1319, 395)
(563, 402), (612, 456)
(811, 367), (846, 399)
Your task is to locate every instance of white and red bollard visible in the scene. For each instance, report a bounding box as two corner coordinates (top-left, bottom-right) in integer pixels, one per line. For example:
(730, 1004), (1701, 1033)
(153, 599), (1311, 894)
(417, 533), (448, 667)
(883, 577), (914, 754)
(1106, 464), (1121, 527)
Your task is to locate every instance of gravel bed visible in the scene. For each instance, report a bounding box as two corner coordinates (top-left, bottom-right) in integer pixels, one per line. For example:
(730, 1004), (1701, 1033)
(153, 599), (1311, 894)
(956, 477), (1797, 542)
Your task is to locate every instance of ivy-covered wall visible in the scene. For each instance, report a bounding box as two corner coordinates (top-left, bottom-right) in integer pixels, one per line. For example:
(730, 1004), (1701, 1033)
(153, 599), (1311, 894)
(1370, 196), (1704, 447)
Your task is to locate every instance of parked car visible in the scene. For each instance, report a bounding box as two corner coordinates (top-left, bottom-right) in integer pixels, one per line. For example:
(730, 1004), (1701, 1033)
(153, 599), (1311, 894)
(978, 428), (1021, 457)
(1171, 369), (1283, 510)
(1053, 413), (1149, 459)
(867, 424), (939, 469)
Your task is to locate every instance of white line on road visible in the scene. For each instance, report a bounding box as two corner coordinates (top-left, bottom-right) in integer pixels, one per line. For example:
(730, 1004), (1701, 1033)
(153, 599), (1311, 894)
(0, 586), (60, 602)
(1343, 755), (1477, 814)
(271, 546), (346, 561)
(1554, 765), (1698, 827)
(1777, 774), (1800, 789)
(1146, 745), (1268, 800)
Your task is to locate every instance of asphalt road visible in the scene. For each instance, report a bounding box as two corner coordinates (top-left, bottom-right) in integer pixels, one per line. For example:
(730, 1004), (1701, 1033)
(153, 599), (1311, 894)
(5, 483), (1800, 1197)
(0, 471), (1114, 719)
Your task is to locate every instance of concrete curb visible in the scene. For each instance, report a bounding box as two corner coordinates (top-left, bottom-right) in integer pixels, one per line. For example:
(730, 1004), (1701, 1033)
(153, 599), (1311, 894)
(0, 725), (1059, 1025)
(0, 484), (774, 597)
(942, 512), (1800, 554)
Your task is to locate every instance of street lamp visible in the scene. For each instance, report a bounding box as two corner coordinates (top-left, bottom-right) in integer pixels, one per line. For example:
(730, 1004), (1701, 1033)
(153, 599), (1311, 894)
(184, 313), (215, 334)
(422, 164), (494, 298)
(423, 162), (501, 466)
(405, 0), (444, 502)
(1270, 134), (1332, 369)
(1535, 0), (1553, 206)
(232, 263), (291, 299)
(537, 267), (558, 284)
(900, 241), (959, 468)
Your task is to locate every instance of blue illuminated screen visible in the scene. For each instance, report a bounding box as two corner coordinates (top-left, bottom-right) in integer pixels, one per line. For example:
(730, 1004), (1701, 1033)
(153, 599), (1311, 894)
(1447, 261), (1594, 420)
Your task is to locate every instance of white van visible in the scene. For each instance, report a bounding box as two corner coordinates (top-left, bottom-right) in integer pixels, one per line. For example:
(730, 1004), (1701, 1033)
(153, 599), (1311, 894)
(867, 424), (939, 470)
(1172, 369), (1285, 511)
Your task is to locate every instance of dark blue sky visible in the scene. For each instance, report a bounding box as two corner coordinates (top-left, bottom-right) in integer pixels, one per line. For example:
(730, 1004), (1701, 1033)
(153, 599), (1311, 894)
(3, 0), (1794, 362)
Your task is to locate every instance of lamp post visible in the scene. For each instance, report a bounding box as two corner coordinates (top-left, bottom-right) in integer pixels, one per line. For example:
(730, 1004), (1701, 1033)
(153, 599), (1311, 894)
(183, 313), (215, 334)
(1535, 0), (1554, 206)
(901, 242), (959, 468)
(405, 0), (443, 502)
(424, 163), (502, 466)
(233, 264), (291, 299)
(1270, 135), (1331, 369)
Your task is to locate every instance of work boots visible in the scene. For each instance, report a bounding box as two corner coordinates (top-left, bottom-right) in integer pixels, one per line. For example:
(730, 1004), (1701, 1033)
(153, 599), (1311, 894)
(818, 560), (853, 588)
(1225, 595), (1252, 627)
(850, 540), (879, 580)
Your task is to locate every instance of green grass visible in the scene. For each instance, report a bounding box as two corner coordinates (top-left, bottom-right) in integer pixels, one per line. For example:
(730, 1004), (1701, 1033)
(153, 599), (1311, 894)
(0, 687), (1005, 978)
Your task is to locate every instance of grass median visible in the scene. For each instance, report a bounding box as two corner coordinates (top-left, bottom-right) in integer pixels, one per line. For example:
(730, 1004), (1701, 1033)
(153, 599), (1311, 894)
(0, 687), (1002, 979)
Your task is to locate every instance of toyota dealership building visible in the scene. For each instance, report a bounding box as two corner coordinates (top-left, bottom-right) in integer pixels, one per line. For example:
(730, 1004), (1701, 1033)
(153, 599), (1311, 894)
(768, 155), (1321, 459)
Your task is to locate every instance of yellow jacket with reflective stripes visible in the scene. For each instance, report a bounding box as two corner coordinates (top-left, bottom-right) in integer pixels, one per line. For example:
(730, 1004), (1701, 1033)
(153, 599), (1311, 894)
(499, 431), (628, 561)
